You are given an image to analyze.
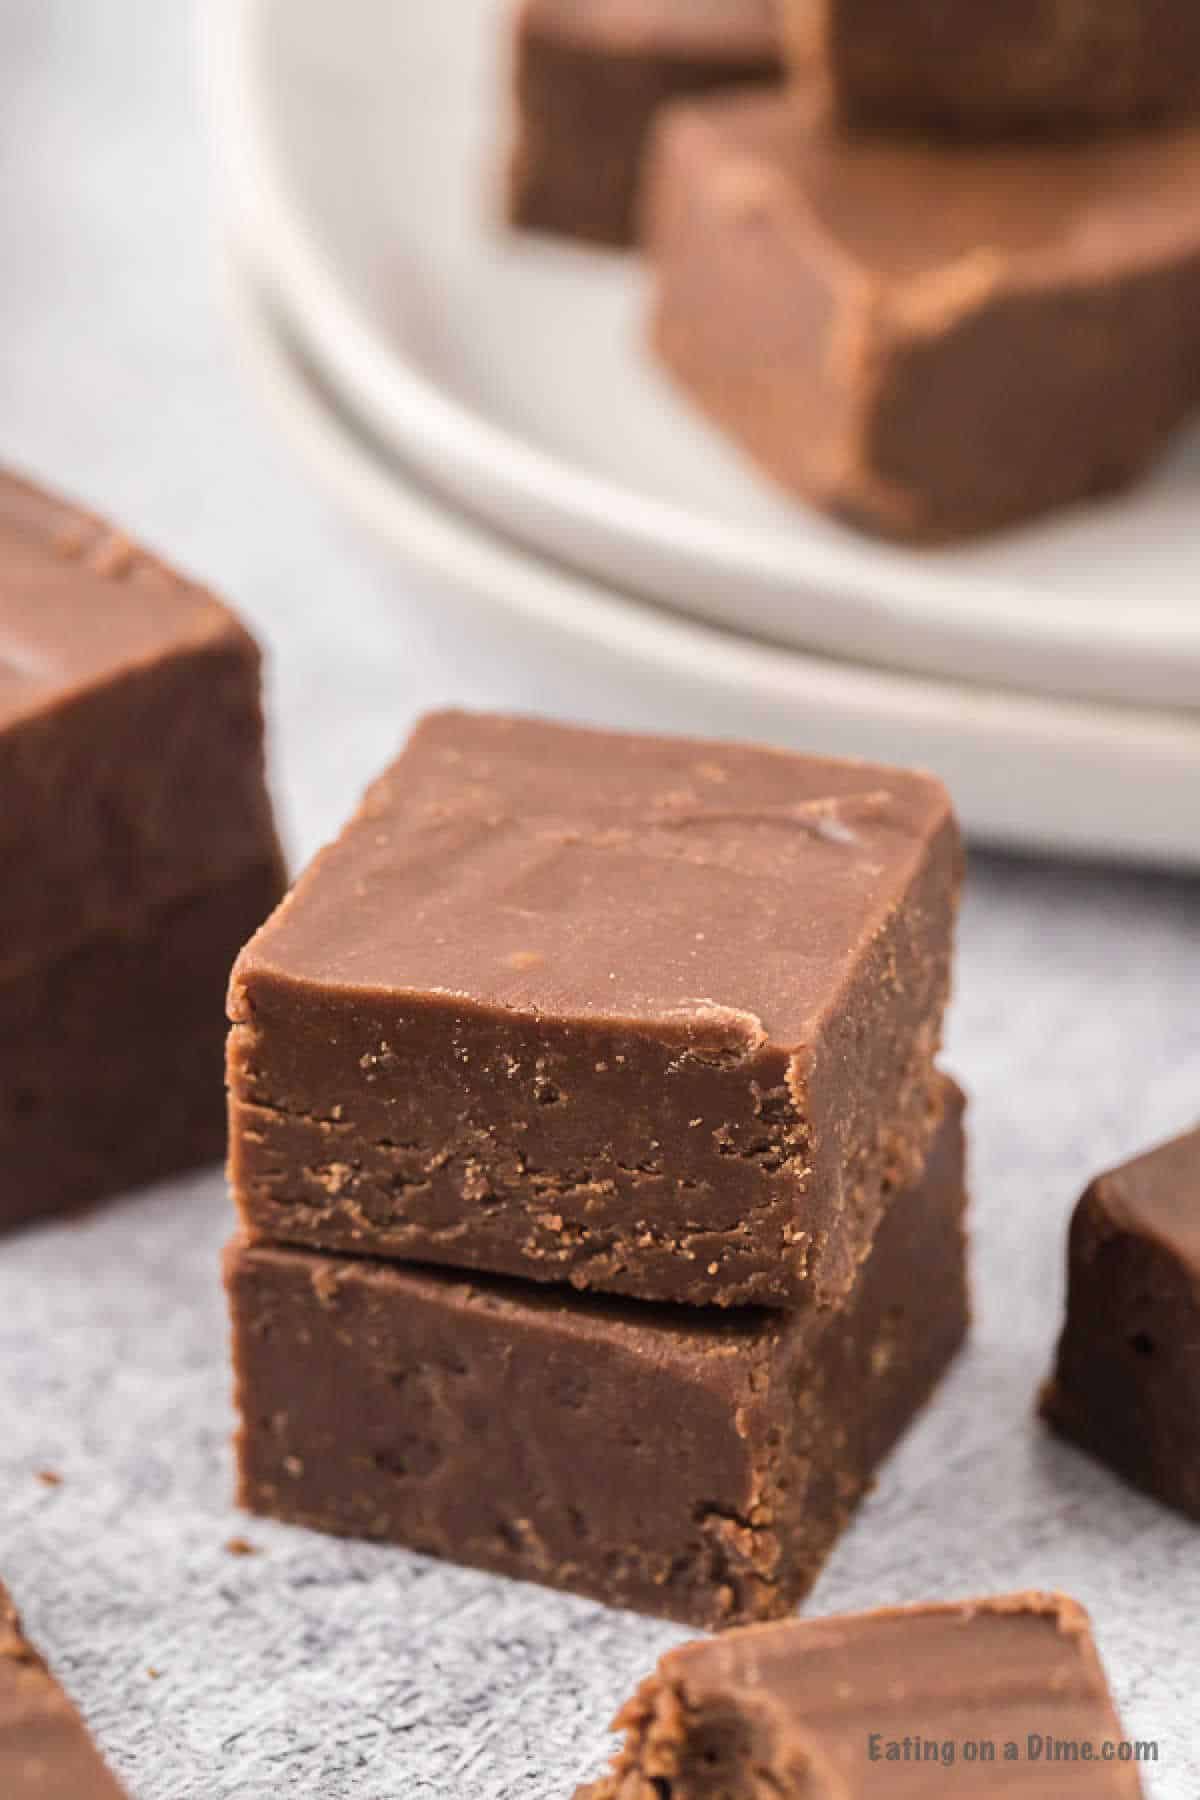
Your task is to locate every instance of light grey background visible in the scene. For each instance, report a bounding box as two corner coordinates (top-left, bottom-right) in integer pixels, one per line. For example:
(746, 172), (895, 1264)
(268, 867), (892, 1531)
(1, 6), (1197, 1797)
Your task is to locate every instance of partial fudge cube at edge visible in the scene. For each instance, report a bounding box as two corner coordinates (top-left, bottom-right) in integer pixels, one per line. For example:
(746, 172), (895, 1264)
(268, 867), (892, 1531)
(1042, 1126), (1200, 1521)
(643, 88), (1200, 543)
(0, 466), (287, 1229)
(0, 1580), (130, 1800)
(782, 0), (1200, 139)
(508, 0), (783, 249)
(228, 711), (961, 1309)
(0, 467), (282, 975)
(575, 1591), (1144, 1798)
(226, 1082), (969, 1631)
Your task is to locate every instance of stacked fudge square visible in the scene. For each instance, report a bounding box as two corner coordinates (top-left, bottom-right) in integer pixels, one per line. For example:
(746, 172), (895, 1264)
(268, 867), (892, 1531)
(0, 470), (285, 1234)
(226, 712), (968, 1629)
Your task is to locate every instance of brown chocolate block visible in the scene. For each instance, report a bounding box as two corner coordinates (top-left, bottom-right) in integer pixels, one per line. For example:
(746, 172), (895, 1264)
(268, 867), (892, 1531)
(1, 859), (283, 1235)
(508, 0), (782, 248)
(1042, 1127), (1200, 1522)
(782, 0), (1200, 140)
(229, 711), (960, 1309)
(644, 88), (1200, 543)
(0, 467), (282, 977)
(0, 1581), (128, 1799)
(576, 1592), (1144, 1798)
(226, 1084), (968, 1630)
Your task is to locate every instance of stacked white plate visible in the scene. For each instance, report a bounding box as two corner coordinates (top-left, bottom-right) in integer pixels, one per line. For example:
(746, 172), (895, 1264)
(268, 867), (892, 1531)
(205, 0), (1200, 867)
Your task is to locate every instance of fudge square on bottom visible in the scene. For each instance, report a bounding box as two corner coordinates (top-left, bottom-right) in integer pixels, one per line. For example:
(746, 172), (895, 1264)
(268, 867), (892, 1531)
(507, 0), (782, 249)
(226, 1083), (967, 1630)
(228, 711), (960, 1309)
(576, 1592), (1143, 1798)
(1042, 1126), (1200, 1521)
(644, 87), (1200, 544)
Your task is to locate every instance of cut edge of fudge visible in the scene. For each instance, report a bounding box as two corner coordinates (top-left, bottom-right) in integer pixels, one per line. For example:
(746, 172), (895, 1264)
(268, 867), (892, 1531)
(227, 710), (961, 1308)
(507, 0), (783, 249)
(1041, 1125), (1200, 1521)
(643, 86), (1200, 542)
(225, 1080), (968, 1629)
(0, 464), (285, 977)
(575, 1590), (1143, 1799)
(0, 1581), (128, 1799)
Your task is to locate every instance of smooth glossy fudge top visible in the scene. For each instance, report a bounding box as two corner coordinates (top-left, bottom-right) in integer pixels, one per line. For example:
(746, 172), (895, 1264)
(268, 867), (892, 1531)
(1085, 1127), (1200, 1270)
(0, 1581), (128, 1799)
(668, 87), (1200, 284)
(525, 0), (779, 59)
(0, 468), (249, 733)
(582, 1594), (1143, 1798)
(236, 710), (955, 1048)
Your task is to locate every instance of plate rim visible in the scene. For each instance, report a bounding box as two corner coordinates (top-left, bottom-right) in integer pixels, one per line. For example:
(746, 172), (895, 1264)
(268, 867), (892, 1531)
(220, 238), (1200, 872)
(204, 0), (1200, 714)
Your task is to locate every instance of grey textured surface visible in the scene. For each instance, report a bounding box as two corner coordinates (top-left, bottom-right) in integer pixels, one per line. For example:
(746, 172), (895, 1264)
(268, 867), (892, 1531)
(0, 5), (1198, 1797)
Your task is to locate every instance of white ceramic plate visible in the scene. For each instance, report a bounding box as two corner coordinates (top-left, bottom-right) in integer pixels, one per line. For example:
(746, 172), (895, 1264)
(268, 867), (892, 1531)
(224, 250), (1200, 870)
(206, 0), (1200, 711)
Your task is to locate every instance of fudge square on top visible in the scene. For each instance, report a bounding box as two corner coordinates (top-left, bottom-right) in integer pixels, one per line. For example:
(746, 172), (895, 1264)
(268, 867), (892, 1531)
(228, 712), (961, 1308)
(0, 467), (280, 975)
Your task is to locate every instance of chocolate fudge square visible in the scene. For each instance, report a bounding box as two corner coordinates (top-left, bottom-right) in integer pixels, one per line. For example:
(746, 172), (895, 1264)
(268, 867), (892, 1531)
(227, 1084), (968, 1630)
(509, 0), (782, 249)
(576, 1591), (1143, 1797)
(229, 711), (960, 1308)
(782, 0), (1200, 140)
(1042, 1127), (1200, 1521)
(0, 468), (281, 975)
(644, 88), (1200, 543)
(0, 469), (286, 1230)
(0, 1581), (128, 1799)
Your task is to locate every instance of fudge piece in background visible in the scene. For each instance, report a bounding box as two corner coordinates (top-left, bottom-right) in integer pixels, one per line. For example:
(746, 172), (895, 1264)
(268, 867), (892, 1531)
(226, 1084), (968, 1630)
(644, 88), (1200, 542)
(781, 0), (1200, 139)
(1043, 1127), (1200, 1521)
(229, 710), (959, 1309)
(0, 469), (286, 1231)
(508, 0), (782, 247)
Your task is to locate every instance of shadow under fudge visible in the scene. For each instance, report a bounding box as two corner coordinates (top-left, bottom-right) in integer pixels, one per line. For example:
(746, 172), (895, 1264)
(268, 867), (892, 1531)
(227, 711), (961, 1309)
(226, 1081), (968, 1630)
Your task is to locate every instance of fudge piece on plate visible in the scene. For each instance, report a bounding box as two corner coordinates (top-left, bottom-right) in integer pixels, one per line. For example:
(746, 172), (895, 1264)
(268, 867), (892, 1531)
(644, 89), (1200, 542)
